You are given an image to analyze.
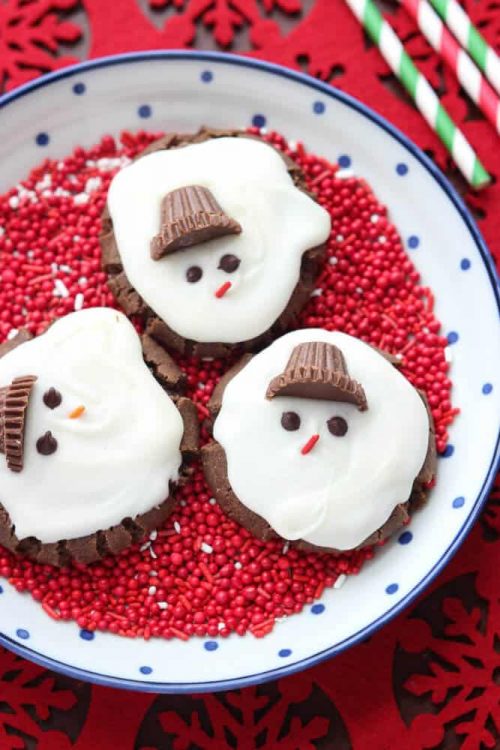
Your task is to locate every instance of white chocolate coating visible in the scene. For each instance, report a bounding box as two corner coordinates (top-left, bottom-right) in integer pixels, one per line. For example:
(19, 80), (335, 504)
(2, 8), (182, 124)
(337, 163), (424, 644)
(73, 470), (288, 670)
(213, 330), (430, 550)
(107, 137), (331, 343)
(0, 308), (183, 543)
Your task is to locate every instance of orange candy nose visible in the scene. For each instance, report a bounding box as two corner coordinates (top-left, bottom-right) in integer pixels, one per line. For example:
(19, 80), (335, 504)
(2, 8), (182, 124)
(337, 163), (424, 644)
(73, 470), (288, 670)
(69, 405), (86, 419)
(215, 281), (232, 298)
(301, 434), (320, 455)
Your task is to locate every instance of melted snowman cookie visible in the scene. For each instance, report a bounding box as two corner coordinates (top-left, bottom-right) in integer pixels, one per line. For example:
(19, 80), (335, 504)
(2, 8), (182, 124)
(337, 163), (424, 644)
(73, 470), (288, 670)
(202, 330), (436, 552)
(0, 308), (198, 566)
(101, 128), (331, 358)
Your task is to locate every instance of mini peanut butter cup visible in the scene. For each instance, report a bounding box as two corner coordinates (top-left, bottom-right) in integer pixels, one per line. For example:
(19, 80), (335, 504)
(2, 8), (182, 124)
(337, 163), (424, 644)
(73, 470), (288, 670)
(0, 375), (37, 472)
(151, 184), (242, 260)
(266, 341), (367, 410)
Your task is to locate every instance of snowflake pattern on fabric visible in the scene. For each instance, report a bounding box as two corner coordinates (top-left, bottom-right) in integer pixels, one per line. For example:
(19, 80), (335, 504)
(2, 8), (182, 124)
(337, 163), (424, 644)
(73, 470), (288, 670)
(0, 0), (82, 91)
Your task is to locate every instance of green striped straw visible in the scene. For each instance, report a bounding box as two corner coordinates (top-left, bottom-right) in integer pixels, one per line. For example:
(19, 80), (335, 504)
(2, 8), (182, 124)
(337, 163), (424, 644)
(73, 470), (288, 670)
(429, 0), (500, 95)
(345, 0), (491, 189)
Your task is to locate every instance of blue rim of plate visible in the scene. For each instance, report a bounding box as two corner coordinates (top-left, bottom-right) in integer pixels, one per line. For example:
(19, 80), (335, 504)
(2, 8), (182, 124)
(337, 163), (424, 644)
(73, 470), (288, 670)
(0, 51), (499, 694)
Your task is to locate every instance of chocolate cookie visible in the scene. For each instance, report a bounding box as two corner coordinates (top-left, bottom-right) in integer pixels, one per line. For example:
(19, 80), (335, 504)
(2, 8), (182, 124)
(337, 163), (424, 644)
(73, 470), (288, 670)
(101, 127), (331, 359)
(202, 330), (436, 553)
(0, 309), (199, 567)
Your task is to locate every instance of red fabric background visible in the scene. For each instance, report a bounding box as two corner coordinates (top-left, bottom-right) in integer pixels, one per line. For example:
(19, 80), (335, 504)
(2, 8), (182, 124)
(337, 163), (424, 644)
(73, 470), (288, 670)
(0, 2), (498, 748)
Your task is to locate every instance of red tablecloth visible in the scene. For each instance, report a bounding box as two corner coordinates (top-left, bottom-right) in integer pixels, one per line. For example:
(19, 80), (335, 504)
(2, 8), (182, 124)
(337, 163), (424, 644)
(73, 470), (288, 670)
(0, 2), (498, 748)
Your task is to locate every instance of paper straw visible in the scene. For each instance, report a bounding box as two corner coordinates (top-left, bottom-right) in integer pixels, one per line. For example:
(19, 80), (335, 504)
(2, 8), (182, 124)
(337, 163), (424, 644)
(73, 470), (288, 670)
(429, 0), (500, 95)
(401, 0), (500, 134)
(344, 0), (491, 189)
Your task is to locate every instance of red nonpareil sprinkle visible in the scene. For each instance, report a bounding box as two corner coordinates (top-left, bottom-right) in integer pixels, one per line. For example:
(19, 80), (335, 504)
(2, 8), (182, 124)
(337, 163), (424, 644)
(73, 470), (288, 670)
(0, 128), (456, 641)
(215, 281), (232, 298)
(301, 434), (320, 455)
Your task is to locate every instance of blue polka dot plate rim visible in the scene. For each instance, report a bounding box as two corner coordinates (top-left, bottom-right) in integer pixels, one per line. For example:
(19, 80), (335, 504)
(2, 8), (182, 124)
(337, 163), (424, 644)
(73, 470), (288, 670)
(0, 51), (499, 694)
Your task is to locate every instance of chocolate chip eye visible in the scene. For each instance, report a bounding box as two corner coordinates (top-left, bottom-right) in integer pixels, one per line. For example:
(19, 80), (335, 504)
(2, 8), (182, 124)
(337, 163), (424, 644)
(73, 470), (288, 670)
(186, 266), (203, 283)
(218, 254), (240, 273)
(43, 387), (62, 409)
(327, 416), (348, 437)
(281, 411), (301, 431)
(36, 431), (58, 455)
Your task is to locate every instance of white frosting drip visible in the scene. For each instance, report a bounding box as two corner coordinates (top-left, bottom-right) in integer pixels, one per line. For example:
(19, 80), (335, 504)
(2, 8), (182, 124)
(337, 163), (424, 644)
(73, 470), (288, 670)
(107, 138), (331, 343)
(0, 308), (183, 543)
(213, 330), (430, 550)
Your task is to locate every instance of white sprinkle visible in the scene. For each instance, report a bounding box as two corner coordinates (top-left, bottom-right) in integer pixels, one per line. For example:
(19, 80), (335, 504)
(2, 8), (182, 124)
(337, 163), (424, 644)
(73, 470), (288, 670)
(149, 546), (158, 559)
(197, 382), (206, 390)
(370, 214), (380, 223)
(53, 187), (71, 197)
(8, 196), (19, 209)
(149, 529), (158, 541)
(288, 140), (298, 150)
(282, 542), (290, 554)
(85, 176), (101, 194)
(72, 236), (80, 244)
(7, 328), (18, 340)
(180, 500), (186, 507)
(395, 353), (403, 361)
(0, 227), (4, 236)
(140, 542), (151, 552)
(422, 326), (430, 333)
(218, 622), (225, 631)
(259, 127), (268, 135)
(234, 561), (242, 570)
(85, 159), (96, 167)
(201, 542), (213, 554)
(336, 234), (344, 242)
(74, 193), (89, 205)
(444, 346), (453, 363)
(174, 521), (181, 534)
(209, 497), (217, 506)
(356, 287), (364, 294)
(148, 586), (157, 596)
(337, 168), (354, 179)
(78, 276), (88, 286)
(54, 279), (69, 298)
(157, 601), (168, 610)
(35, 174), (52, 190)
(378, 235), (387, 244)
(150, 570), (158, 577)
(74, 293), (84, 311)
(57, 161), (65, 170)
(334, 574), (347, 589)
(328, 256), (338, 265)
(51, 263), (58, 274)
(310, 288), (323, 297)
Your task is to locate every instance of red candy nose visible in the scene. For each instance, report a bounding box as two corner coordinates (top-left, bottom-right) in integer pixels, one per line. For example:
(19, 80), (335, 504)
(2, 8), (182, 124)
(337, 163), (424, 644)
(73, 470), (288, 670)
(215, 281), (232, 298)
(301, 434), (320, 455)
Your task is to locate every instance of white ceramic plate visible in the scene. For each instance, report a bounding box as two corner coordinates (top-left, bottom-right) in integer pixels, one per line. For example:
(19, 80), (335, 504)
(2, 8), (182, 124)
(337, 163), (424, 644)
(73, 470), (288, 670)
(0, 52), (498, 693)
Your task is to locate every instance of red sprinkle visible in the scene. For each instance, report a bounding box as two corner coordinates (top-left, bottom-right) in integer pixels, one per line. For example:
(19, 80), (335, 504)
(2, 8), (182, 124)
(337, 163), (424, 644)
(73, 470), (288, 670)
(0, 128), (456, 641)
(301, 434), (320, 455)
(215, 281), (232, 298)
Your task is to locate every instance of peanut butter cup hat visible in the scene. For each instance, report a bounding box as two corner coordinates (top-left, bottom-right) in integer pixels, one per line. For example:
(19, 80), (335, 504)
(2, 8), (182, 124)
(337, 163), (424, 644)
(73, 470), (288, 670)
(0, 375), (37, 472)
(266, 341), (367, 410)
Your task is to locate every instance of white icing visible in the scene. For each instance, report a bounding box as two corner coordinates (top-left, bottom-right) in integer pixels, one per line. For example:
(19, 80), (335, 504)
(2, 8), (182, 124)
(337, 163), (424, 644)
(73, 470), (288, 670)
(0, 308), (183, 543)
(213, 330), (430, 550)
(107, 138), (331, 343)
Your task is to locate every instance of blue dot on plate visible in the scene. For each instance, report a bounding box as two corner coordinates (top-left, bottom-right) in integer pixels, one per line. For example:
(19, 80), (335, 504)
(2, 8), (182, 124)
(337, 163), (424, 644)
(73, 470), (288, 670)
(73, 82), (86, 95)
(279, 648), (292, 657)
(204, 640), (218, 652)
(140, 666), (153, 675)
(252, 114), (266, 128)
(0, 585), (3, 594)
(80, 629), (95, 641)
(447, 331), (459, 344)
(311, 603), (325, 614)
(408, 235), (420, 249)
(313, 101), (326, 114)
(16, 629), (29, 640)
(35, 132), (49, 147)
(396, 163), (408, 176)
(482, 383), (493, 395)
(338, 154), (351, 169)
(200, 70), (213, 83)
(453, 496), (465, 509)
(138, 104), (152, 119)
(398, 531), (413, 545)
(460, 258), (471, 270)
(442, 444), (455, 458)
(386, 583), (399, 595)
